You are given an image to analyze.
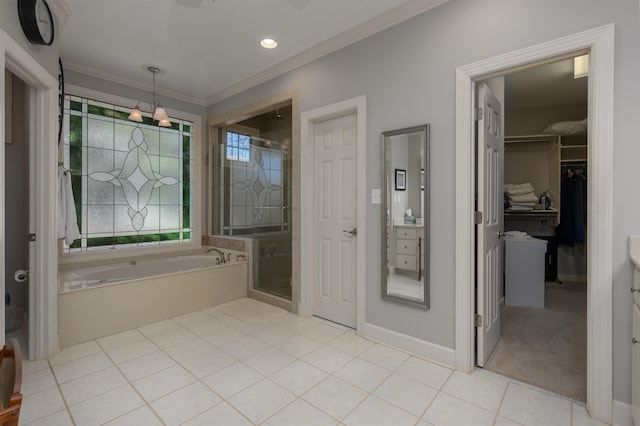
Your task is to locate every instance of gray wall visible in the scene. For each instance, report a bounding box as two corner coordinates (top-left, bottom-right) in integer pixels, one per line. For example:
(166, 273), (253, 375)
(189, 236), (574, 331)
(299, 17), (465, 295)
(0, 1), (60, 76)
(207, 0), (640, 403)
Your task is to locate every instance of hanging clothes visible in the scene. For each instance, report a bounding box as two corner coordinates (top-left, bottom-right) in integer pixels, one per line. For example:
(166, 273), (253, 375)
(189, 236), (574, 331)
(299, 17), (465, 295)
(556, 163), (587, 246)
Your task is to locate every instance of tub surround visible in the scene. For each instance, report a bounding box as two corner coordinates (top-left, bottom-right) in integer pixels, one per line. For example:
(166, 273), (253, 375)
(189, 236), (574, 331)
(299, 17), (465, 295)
(58, 248), (248, 348)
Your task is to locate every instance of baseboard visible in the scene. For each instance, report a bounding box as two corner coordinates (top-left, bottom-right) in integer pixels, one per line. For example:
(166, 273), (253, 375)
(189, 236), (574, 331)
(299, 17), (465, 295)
(360, 322), (455, 368)
(556, 274), (587, 282)
(612, 399), (633, 426)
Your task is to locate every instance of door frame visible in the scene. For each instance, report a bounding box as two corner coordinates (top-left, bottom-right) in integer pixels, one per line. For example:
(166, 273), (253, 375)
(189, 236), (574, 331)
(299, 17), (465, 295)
(299, 95), (366, 331)
(1, 30), (59, 359)
(454, 24), (614, 423)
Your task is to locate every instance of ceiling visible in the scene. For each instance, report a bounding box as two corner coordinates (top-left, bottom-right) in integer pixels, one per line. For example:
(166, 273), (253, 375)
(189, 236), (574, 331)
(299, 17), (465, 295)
(59, 0), (439, 106)
(505, 57), (588, 109)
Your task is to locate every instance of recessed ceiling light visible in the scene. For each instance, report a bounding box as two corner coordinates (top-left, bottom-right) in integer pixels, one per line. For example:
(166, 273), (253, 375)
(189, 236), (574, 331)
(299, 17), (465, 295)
(260, 38), (278, 49)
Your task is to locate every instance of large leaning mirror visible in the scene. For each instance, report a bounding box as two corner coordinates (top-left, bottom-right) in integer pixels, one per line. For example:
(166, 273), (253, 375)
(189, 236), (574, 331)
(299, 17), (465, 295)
(382, 124), (430, 308)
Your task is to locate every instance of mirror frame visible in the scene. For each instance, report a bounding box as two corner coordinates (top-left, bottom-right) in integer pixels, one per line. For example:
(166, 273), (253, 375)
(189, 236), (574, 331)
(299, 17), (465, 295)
(381, 124), (430, 308)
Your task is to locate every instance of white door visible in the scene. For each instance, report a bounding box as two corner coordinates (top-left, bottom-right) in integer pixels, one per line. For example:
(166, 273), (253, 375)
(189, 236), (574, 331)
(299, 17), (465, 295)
(477, 83), (503, 366)
(313, 113), (357, 328)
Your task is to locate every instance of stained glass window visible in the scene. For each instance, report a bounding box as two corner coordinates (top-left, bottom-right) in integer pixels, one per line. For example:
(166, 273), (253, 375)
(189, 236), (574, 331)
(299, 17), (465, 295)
(62, 95), (194, 253)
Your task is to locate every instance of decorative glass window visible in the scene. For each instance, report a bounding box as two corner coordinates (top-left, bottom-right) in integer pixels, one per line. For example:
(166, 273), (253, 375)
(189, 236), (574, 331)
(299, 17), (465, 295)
(226, 131), (251, 162)
(62, 95), (194, 253)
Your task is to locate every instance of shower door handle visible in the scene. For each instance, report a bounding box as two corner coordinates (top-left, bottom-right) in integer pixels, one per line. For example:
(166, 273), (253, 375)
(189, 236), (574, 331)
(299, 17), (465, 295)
(343, 228), (357, 237)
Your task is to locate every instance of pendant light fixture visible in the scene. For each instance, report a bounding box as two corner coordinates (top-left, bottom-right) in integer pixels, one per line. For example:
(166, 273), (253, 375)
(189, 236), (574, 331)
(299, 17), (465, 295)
(128, 65), (171, 127)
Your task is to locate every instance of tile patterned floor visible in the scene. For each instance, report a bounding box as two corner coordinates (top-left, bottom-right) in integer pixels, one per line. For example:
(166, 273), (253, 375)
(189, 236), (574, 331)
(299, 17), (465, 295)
(19, 300), (609, 425)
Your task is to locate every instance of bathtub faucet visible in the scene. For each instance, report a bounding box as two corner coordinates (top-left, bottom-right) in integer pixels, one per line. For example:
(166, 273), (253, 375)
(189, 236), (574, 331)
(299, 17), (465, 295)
(207, 247), (226, 264)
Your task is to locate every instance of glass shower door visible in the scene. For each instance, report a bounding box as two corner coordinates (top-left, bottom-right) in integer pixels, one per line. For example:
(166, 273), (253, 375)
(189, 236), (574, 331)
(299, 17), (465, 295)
(219, 126), (292, 300)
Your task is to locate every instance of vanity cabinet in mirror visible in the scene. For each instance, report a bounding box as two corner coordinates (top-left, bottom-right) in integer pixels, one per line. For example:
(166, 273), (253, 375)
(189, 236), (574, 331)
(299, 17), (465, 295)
(382, 124), (429, 308)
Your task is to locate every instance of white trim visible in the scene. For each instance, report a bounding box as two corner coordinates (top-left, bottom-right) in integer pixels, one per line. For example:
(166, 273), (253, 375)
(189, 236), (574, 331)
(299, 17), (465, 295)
(612, 400), (633, 426)
(361, 322), (455, 368)
(454, 24), (614, 423)
(1, 29), (59, 359)
(59, 84), (204, 267)
(205, 0), (450, 105)
(300, 96), (366, 332)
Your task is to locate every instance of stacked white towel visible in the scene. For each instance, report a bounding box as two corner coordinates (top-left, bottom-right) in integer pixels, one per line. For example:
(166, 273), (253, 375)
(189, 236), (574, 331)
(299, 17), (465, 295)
(505, 183), (537, 210)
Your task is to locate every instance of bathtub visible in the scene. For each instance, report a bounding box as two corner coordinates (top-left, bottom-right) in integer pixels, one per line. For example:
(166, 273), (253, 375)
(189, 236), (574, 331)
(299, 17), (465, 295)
(58, 250), (248, 348)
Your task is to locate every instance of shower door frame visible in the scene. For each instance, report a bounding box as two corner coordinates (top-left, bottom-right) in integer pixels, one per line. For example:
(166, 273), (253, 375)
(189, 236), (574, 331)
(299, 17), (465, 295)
(208, 90), (300, 313)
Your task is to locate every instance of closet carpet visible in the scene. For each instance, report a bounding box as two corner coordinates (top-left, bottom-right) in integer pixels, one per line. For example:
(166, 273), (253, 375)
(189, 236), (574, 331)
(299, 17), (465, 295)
(484, 281), (587, 402)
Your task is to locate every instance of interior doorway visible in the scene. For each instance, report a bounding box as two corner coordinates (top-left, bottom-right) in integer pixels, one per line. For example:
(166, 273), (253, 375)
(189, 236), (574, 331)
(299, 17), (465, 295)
(4, 70), (30, 354)
(455, 24), (614, 423)
(479, 57), (589, 402)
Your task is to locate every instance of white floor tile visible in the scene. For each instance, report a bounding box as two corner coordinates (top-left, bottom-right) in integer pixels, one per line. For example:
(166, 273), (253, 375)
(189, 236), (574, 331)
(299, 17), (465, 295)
(359, 344), (410, 371)
(243, 347), (296, 375)
(373, 373), (438, 417)
(60, 366), (127, 406)
(48, 340), (103, 366)
(275, 313), (318, 332)
(22, 367), (57, 396)
(97, 329), (146, 350)
(276, 334), (323, 358)
(117, 350), (177, 381)
(23, 408), (73, 426)
(270, 360), (329, 395)
(179, 347), (236, 378)
(442, 370), (507, 412)
(21, 387), (66, 425)
(303, 345), (353, 373)
(138, 319), (182, 337)
(222, 335), (270, 359)
(396, 356), (452, 389)
(173, 310), (216, 328)
(201, 362), (264, 398)
(132, 364), (196, 402)
(262, 399), (338, 426)
(164, 336), (215, 362)
(499, 383), (572, 426)
(196, 324), (247, 346)
(52, 351), (113, 384)
(68, 384), (144, 426)
(150, 381), (221, 425)
(302, 376), (367, 420)
(252, 324), (297, 345)
(343, 395), (418, 426)
(329, 333), (374, 357)
(104, 338), (157, 364)
(422, 392), (496, 426)
(305, 323), (345, 343)
(494, 416), (525, 426)
(228, 378), (296, 424)
(572, 410), (609, 426)
(334, 358), (391, 392)
(182, 402), (253, 426)
(103, 406), (164, 426)
(20, 300), (595, 426)
(22, 359), (50, 375)
(148, 327), (196, 348)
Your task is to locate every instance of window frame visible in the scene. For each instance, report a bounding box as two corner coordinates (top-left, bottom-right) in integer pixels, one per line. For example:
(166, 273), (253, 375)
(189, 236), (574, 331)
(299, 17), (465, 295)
(58, 84), (203, 267)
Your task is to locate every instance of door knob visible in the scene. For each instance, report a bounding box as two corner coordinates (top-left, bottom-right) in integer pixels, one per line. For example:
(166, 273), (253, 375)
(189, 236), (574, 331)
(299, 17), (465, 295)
(343, 228), (358, 236)
(498, 231), (505, 238)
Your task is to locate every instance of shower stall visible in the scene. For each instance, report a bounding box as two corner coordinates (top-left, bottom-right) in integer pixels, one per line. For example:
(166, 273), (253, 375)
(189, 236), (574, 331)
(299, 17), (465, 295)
(215, 106), (293, 300)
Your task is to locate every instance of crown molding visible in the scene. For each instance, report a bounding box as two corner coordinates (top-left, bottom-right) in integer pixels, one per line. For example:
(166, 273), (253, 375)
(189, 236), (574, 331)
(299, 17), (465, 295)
(62, 60), (207, 107)
(205, 0), (450, 105)
(49, 0), (72, 32)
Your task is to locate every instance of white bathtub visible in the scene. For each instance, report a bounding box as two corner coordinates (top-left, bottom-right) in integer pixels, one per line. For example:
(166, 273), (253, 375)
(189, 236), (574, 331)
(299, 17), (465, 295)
(58, 251), (248, 348)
